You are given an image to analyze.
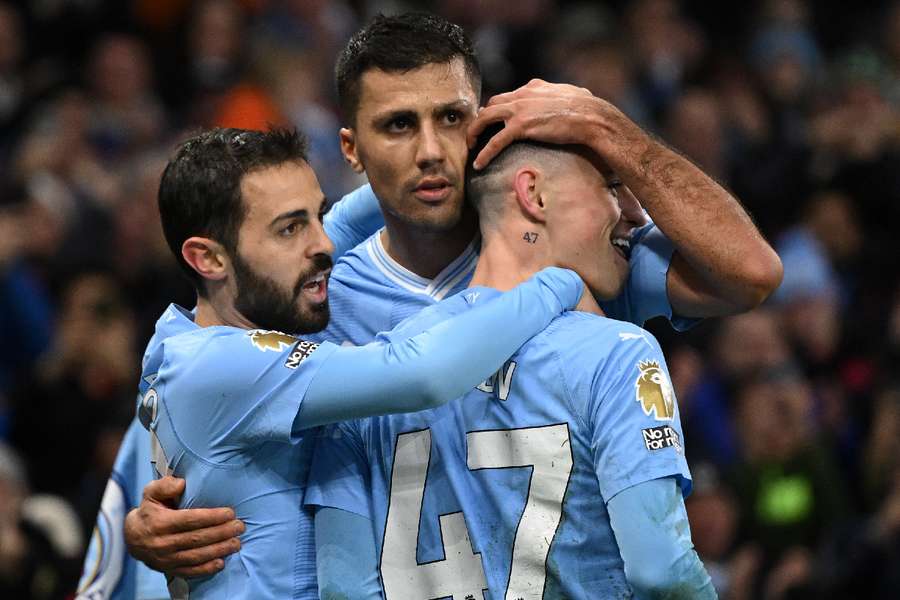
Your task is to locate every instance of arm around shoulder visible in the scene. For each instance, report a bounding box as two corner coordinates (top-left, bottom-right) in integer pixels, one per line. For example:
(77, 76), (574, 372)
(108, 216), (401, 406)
(297, 267), (583, 427)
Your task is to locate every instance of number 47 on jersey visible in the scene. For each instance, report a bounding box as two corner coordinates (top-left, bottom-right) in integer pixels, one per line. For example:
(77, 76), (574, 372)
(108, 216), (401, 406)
(380, 424), (574, 600)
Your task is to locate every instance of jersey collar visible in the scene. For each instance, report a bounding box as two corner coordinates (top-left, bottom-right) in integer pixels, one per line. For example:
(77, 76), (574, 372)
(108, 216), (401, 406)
(367, 228), (480, 300)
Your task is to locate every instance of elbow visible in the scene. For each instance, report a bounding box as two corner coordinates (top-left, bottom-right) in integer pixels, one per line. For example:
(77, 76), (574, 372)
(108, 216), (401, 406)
(732, 248), (784, 311)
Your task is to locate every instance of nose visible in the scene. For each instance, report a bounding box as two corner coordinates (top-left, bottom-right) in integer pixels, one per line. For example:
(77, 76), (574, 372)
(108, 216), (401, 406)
(415, 121), (445, 170)
(308, 218), (335, 258)
(618, 185), (648, 228)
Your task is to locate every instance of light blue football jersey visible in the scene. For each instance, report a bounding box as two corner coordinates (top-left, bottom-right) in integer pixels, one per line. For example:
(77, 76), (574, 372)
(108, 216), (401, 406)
(76, 419), (161, 600)
(78, 182), (687, 600)
(305, 288), (692, 600)
(318, 213), (689, 348)
(76, 185), (383, 600)
(135, 305), (341, 599)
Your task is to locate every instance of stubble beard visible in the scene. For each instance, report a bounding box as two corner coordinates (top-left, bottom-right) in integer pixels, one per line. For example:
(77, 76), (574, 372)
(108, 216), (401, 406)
(232, 252), (331, 335)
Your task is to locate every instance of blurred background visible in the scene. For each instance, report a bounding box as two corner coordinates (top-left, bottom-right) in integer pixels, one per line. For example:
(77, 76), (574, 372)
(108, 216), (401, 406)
(0, 0), (898, 598)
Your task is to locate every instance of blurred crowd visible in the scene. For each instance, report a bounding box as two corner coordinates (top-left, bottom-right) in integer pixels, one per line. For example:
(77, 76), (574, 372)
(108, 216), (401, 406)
(0, 0), (898, 598)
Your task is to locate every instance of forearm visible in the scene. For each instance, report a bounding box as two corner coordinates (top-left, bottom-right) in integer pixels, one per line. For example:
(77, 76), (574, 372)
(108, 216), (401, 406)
(471, 81), (781, 318)
(297, 267), (582, 428)
(608, 478), (716, 599)
(315, 507), (383, 600)
(602, 133), (781, 316)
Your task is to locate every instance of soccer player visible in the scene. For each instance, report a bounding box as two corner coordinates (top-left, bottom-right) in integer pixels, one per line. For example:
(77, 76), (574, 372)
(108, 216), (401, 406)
(305, 132), (716, 599)
(103, 126), (588, 599)
(80, 13), (780, 598)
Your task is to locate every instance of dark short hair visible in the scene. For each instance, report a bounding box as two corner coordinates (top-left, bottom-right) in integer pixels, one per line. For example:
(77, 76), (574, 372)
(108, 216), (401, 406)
(466, 123), (577, 223)
(335, 12), (482, 123)
(158, 127), (309, 296)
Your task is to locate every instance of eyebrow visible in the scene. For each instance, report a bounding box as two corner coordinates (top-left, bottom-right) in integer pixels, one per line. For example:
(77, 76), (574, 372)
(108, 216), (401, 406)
(270, 209), (310, 227)
(438, 99), (476, 114)
(370, 99), (476, 125)
(371, 109), (416, 127)
(269, 197), (327, 227)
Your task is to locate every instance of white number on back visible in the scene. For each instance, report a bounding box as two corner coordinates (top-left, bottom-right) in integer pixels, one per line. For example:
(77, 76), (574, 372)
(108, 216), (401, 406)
(380, 424), (574, 600)
(380, 429), (488, 599)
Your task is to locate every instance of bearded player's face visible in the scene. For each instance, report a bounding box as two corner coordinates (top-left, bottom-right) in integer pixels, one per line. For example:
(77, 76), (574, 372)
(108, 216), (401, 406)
(230, 161), (333, 334)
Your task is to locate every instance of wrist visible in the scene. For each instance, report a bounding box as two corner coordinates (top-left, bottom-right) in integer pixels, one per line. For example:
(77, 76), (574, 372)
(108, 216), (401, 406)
(583, 103), (656, 177)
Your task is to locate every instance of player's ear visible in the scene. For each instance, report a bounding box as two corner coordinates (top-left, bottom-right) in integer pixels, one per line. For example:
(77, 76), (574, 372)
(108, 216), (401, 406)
(339, 128), (364, 173)
(513, 166), (546, 223)
(182, 237), (229, 283)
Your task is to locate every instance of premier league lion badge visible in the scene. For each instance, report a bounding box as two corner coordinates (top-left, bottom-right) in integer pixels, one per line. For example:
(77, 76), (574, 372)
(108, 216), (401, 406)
(635, 360), (676, 421)
(249, 330), (297, 352)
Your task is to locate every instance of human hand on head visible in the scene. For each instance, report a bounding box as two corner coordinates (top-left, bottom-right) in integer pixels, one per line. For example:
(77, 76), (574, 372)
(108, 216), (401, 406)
(125, 476), (244, 578)
(467, 79), (649, 171)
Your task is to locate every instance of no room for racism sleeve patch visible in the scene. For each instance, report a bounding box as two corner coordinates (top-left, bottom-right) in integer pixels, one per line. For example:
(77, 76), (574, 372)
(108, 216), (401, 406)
(284, 340), (320, 369)
(642, 425), (682, 453)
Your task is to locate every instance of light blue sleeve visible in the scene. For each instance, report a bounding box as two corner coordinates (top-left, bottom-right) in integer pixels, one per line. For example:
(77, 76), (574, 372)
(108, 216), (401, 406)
(315, 507), (384, 600)
(608, 478), (716, 599)
(76, 419), (168, 600)
(581, 326), (692, 501)
(161, 332), (342, 462)
(305, 421), (371, 518)
(323, 184), (384, 259)
(296, 267), (584, 428)
(599, 223), (699, 331)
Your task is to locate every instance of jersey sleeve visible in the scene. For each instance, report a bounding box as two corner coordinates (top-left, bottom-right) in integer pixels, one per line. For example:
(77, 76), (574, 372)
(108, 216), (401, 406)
(76, 420), (138, 600)
(314, 507), (384, 599)
(570, 324), (692, 502)
(323, 184), (384, 259)
(160, 331), (340, 462)
(296, 267), (583, 428)
(304, 421), (372, 519)
(76, 418), (168, 600)
(608, 478), (715, 598)
(599, 222), (700, 331)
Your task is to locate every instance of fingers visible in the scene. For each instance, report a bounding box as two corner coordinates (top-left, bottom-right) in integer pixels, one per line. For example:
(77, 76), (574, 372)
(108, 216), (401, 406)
(165, 507), (238, 534)
(143, 476), (185, 504)
(484, 79), (588, 108)
(170, 558), (228, 579)
(473, 126), (521, 170)
(127, 508), (245, 573)
(468, 104), (523, 169)
(160, 527), (244, 576)
(467, 104), (512, 148)
(484, 90), (519, 108)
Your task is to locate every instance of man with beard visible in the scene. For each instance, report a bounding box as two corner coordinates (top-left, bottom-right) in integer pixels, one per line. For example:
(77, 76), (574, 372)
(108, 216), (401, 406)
(84, 13), (781, 598)
(81, 127), (587, 600)
(306, 131), (716, 599)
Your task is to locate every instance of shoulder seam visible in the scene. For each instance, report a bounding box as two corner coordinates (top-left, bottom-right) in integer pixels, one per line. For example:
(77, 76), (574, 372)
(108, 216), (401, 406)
(538, 333), (592, 433)
(157, 345), (246, 471)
